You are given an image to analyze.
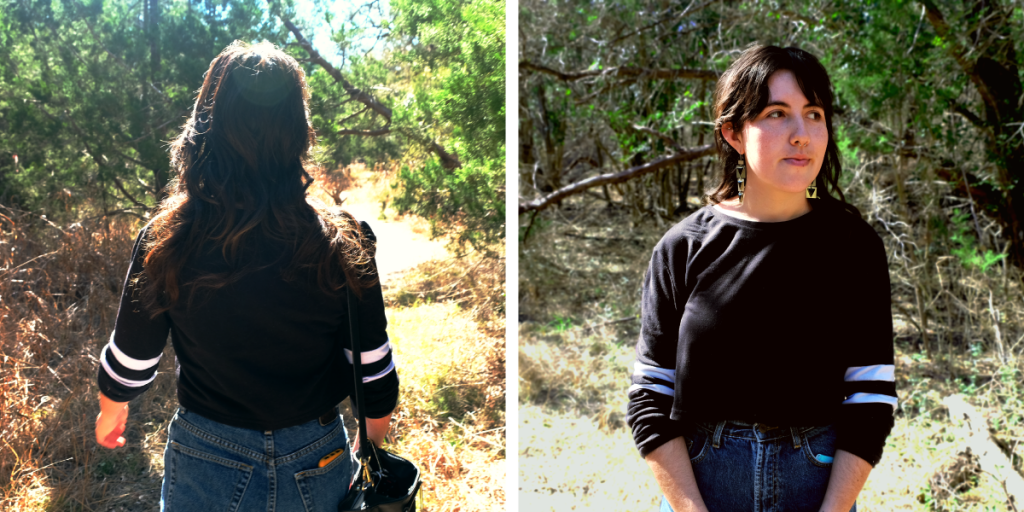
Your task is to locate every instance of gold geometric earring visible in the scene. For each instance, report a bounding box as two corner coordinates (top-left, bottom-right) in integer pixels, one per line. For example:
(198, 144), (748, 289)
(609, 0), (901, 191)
(806, 176), (818, 199)
(736, 154), (746, 205)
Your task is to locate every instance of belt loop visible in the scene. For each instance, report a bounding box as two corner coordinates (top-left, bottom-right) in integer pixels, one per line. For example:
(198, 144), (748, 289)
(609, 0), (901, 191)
(712, 421), (726, 449)
(789, 427), (801, 449)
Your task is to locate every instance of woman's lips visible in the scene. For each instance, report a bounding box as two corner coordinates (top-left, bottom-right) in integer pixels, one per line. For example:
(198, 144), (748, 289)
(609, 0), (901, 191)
(784, 158), (810, 167)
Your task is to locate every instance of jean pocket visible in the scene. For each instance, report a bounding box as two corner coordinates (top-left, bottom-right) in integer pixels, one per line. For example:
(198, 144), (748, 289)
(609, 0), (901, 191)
(801, 425), (838, 468)
(681, 424), (710, 465)
(164, 441), (253, 512)
(294, 446), (353, 512)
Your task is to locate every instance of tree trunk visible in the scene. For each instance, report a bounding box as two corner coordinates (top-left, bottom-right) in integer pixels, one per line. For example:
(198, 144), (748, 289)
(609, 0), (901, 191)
(921, 0), (1024, 267)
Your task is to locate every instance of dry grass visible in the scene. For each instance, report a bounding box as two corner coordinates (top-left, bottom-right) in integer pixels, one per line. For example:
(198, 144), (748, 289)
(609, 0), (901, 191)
(518, 185), (1024, 511)
(385, 302), (505, 512)
(0, 167), (505, 511)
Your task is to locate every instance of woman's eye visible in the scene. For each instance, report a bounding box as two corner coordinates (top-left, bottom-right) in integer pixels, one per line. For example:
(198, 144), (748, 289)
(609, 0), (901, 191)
(807, 111), (822, 120)
(767, 111), (784, 118)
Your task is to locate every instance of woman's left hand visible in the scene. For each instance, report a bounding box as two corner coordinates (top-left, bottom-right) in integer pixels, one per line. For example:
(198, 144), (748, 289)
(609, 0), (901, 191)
(95, 393), (129, 449)
(354, 414), (392, 452)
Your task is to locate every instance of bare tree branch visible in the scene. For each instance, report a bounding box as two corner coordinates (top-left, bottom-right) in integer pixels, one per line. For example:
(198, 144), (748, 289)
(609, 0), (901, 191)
(520, 61), (719, 82)
(338, 106), (370, 125)
(919, 0), (1000, 119)
(632, 124), (683, 151)
(609, 0), (724, 44)
(282, 18), (393, 121)
(951, 103), (986, 130)
(282, 18), (461, 169)
(112, 176), (149, 211)
(519, 144), (715, 214)
(338, 127), (392, 136)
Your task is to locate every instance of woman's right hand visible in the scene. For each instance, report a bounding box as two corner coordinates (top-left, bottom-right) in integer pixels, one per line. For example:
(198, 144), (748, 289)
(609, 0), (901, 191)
(646, 437), (710, 512)
(95, 392), (129, 449)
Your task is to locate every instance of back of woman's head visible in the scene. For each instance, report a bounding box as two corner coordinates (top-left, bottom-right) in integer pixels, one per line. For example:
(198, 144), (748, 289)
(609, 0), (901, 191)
(171, 40), (313, 224)
(707, 44), (857, 214)
(140, 41), (373, 315)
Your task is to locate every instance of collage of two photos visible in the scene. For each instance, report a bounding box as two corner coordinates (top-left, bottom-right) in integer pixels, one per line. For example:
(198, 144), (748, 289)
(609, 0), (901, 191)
(1, 0), (1024, 511)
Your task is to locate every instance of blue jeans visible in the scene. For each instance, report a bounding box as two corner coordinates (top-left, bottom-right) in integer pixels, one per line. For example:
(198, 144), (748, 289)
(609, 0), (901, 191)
(161, 406), (354, 512)
(659, 421), (856, 512)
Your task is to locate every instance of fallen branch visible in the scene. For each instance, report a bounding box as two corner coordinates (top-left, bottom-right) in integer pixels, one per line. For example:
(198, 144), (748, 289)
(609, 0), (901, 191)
(518, 144), (715, 214)
(942, 394), (1024, 510)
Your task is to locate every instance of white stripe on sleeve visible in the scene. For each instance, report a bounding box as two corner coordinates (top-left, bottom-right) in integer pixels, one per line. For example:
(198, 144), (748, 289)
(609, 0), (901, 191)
(843, 392), (898, 410)
(844, 364), (895, 382)
(361, 359), (396, 383)
(633, 361), (676, 384)
(344, 341), (391, 365)
(109, 334), (163, 371)
(628, 383), (675, 397)
(101, 345), (158, 388)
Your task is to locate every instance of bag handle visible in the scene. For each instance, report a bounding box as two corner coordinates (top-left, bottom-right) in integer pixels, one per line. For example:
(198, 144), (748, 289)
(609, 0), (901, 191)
(345, 284), (376, 480)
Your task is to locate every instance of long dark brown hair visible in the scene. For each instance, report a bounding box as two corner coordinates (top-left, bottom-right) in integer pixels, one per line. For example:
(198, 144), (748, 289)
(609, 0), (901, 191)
(138, 40), (374, 316)
(708, 44), (858, 215)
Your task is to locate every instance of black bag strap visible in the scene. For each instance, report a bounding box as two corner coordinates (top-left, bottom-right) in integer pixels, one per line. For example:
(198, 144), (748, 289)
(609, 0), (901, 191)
(345, 284), (373, 464)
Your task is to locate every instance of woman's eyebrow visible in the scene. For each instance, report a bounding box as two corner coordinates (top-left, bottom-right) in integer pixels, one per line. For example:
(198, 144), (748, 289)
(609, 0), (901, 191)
(764, 100), (822, 109)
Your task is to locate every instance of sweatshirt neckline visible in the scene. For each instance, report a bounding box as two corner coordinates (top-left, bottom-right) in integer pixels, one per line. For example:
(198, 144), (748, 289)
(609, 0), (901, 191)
(706, 203), (820, 231)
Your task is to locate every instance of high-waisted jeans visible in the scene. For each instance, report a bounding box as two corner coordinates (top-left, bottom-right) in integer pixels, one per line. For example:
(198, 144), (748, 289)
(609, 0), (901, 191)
(659, 421), (856, 512)
(161, 406), (354, 512)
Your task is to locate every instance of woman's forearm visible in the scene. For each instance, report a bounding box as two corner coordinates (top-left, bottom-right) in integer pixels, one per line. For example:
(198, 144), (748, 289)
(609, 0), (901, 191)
(820, 449), (872, 512)
(364, 414), (392, 448)
(645, 437), (709, 512)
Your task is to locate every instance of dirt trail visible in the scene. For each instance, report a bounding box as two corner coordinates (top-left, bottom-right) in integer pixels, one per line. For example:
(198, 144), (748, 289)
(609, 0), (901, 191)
(341, 183), (449, 285)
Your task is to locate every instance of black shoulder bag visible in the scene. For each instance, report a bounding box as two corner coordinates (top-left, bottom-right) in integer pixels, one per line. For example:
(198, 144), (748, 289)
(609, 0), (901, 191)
(339, 285), (422, 512)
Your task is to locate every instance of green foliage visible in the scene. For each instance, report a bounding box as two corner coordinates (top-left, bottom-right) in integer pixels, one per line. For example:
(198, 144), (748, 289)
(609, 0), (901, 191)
(0, 0), (289, 217)
(392, 153), (505, 254)
(384, 0), (506, 251)
(547, 314), (574, 333)
(949, 209), (1007, 272)
(0, 0), (504, 254)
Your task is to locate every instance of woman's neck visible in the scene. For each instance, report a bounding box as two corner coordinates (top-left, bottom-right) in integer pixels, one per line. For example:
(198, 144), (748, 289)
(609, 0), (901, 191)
(714, 188), (812, 223)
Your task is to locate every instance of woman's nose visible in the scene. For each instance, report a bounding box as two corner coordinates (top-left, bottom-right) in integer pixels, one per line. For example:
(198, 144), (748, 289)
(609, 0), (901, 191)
(790, 117), (809, 147)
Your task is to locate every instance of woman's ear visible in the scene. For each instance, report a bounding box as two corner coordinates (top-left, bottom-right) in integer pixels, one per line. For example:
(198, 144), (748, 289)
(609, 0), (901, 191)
(721, 121), (745, 155)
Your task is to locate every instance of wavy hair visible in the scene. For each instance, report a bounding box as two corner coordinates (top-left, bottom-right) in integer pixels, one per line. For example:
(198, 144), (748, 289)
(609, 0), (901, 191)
(708, 44), (858, 216)
(138, 40), (375, 316)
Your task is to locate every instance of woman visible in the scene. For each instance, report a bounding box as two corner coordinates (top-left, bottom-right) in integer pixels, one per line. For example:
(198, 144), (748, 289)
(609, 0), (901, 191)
(625, 45), (897, 512)
(93, 41), (399, 512)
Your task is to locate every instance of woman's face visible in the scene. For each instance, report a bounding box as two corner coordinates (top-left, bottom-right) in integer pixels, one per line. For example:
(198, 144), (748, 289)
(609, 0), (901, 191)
(722, 69), (828, 198)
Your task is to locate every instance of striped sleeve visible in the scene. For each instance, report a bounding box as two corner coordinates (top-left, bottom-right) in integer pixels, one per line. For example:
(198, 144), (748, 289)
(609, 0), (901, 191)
(97, 223), (171, 403)
(835, 231), (897, 467)
(626, 237), (686, 458)
(345, 221), (399, 419)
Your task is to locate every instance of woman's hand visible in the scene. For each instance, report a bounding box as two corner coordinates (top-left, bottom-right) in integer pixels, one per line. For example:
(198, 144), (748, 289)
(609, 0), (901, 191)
(95, 393), (129, 449)
(819, 449), (872, 512)
(646, 437), (710, 512)
(354, 413), (392, 453)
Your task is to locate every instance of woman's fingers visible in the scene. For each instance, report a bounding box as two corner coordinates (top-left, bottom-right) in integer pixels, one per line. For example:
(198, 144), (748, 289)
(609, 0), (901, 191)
(95, 403), (129, 449)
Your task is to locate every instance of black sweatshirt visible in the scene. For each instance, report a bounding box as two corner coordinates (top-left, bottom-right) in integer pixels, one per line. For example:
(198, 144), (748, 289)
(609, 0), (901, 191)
(97, 220), (399, 430)
(626, 204), (897, 466)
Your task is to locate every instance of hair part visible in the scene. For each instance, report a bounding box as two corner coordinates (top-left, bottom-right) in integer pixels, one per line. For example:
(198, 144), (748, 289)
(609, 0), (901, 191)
(707, 44), (858, 216)
(138, 40), (375, 317)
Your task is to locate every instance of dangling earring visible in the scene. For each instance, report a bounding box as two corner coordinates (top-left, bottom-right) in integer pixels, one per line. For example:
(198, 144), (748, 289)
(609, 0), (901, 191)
(735, 154), (746, 205)
(806, 177), (818, 199)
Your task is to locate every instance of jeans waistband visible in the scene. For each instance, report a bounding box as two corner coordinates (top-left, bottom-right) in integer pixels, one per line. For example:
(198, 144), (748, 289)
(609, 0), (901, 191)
(696, 420), (830, 450)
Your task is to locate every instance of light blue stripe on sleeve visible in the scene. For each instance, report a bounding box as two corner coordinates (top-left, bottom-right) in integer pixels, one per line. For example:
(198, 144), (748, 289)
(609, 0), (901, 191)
(843, 392), (898, 411)
(633, 361), (676, 384)
(844, 364), (895, 382)
(628, 383), (674, 397)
